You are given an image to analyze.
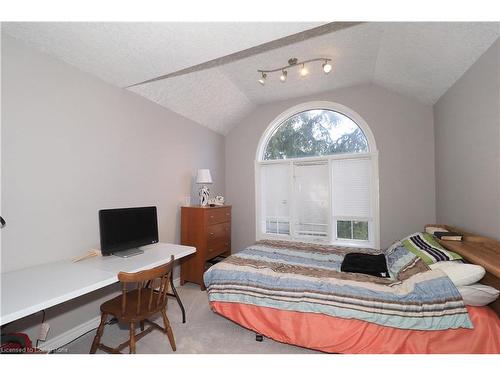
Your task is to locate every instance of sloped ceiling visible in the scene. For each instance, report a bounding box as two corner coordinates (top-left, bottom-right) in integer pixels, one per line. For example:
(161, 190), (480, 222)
(3, 22), (500, 135)
(2, 22), (323, 87)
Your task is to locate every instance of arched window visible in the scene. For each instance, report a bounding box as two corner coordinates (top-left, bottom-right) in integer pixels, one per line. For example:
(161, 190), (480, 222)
(263, 109), (369, 160)
(256, 102), (379, 248)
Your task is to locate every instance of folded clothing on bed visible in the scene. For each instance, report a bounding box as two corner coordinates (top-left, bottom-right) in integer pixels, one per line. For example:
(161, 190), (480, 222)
(341, 253), (389, 278)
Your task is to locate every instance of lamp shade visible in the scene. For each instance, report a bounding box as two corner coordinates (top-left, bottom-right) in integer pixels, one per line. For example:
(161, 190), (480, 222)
(196, 169), (213, 184)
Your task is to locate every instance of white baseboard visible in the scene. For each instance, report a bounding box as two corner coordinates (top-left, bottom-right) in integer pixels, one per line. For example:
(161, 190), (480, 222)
(38, 315), (101, 352)
(38, 277), (182, 352)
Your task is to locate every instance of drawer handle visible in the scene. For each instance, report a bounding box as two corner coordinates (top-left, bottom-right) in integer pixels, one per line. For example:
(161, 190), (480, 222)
(226, 213), (230, 216)
(208, 248), (213, 252)
(210, 232), (215, 236)
(210, 215), (214, 219)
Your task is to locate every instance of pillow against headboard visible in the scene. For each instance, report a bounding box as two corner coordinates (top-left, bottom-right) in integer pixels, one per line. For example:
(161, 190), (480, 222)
(430, 261), (485, 286)
(401, 232), (463, 265)
(457, 283), (500, 306)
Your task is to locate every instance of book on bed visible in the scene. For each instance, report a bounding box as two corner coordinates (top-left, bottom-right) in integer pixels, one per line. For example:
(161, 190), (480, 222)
(434, 231), (463, 241)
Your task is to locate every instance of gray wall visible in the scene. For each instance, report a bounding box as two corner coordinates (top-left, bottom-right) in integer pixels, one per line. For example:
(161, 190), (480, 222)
(1, 33), (225, 341)
(434, 39), (500, 239)
(225, 84), (436, 252)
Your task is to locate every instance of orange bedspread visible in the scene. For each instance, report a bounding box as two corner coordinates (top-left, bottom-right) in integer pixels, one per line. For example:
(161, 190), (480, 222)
(211, 302), (500, 353)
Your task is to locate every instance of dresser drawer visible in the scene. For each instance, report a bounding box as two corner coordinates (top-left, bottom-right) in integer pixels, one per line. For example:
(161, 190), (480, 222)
(206, 239), (230, 260)
(207, 222), (230, 243)
(205, 207), (231, 225)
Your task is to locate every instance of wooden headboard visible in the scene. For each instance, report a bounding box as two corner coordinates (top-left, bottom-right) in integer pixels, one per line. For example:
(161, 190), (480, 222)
(425, 224), (500, 316)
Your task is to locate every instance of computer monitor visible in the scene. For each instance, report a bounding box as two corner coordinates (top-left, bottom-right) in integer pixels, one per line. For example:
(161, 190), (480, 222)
(99, 206), (158, 257)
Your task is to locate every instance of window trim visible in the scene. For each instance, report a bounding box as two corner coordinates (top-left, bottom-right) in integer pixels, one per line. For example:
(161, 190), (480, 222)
(255, 102), (380, 249)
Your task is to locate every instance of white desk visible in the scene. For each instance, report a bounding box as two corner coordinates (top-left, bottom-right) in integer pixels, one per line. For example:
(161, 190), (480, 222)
(0, 243), (196, 325)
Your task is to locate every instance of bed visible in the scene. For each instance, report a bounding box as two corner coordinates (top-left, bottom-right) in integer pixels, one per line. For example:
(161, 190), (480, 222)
(203, 238), (500, 354)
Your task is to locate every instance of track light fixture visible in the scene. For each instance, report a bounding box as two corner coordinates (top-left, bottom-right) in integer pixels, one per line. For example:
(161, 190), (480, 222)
(257, 57), (332, 85)
(300, 64), (308, 77)
(322, 60), (332, 74)
(280, 70), (288, 82)
(258, 72), (267, 85)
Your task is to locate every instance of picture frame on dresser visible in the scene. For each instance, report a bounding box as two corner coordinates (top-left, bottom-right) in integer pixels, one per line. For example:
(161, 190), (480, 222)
(180, 205), (231, 290)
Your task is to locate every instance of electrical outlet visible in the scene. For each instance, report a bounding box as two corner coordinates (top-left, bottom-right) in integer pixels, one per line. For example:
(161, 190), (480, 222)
(38, 322), (50, 342)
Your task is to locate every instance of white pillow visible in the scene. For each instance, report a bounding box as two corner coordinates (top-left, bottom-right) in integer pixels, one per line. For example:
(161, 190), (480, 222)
(457, 283), (500, 306)
(429, 261), (485, 286)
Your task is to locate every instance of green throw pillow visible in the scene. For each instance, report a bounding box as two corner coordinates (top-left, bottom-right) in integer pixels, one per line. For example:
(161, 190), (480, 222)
(402, 232), (462, 265)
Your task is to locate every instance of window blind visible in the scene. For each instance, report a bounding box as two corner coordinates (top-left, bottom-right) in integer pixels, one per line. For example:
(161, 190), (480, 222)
(293, 162), (329, 238)
(332, 158), (371, 218)
(260, 163), (290, 235)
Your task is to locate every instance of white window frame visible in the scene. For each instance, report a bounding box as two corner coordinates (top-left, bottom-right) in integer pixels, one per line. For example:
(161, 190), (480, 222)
(255, 101), (380, 249)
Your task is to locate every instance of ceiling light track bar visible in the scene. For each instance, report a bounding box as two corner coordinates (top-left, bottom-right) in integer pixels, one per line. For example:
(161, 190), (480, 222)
(257, 57), (331, 73)
(258, 57), (332, 84)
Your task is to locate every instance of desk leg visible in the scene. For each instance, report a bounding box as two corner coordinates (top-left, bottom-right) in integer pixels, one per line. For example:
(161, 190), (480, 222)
(168, 273), (186, 324)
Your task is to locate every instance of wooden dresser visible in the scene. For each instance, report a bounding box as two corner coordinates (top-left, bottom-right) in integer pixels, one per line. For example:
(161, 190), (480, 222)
(180, 205), (231, 290)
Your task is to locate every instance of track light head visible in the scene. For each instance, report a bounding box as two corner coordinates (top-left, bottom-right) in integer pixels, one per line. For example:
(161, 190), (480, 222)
(322, 60), (332, 74)
(258, 72), (267, 85)
(280, 70), (287, 82)
(300, 64), (308, 77)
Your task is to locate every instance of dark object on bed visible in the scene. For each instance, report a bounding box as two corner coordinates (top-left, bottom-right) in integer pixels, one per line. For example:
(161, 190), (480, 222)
(204, 256), (228, 271)
(434, 231), (463, 241)
(341, 253), (389, 278)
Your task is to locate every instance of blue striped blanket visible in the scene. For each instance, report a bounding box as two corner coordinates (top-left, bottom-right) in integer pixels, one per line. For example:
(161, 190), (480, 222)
(204, 240), (472, 331)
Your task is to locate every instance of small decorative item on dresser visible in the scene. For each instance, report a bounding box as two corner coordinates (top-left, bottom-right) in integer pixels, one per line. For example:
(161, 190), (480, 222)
(195, 169), (212, 206)
(208, 195), (225, 206)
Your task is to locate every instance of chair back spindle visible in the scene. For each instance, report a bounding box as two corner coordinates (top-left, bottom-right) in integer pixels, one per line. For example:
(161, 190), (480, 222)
(117, 255), (174, 317)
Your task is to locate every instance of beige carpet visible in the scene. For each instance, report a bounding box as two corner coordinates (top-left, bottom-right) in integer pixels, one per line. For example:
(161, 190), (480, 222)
(61, 283), (317, 354)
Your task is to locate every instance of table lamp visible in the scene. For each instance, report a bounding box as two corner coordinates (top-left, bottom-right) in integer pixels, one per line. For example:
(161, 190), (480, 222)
(196, 169), (213, 206)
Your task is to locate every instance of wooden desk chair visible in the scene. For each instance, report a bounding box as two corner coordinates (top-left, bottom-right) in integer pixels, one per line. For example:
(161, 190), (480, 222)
(90, 256), (176, 354)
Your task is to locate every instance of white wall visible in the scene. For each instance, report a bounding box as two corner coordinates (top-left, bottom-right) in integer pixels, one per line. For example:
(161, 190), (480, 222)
(226, 84), (436, 252)
(434, 39), (500, 239)
(1, 33), (225, 342)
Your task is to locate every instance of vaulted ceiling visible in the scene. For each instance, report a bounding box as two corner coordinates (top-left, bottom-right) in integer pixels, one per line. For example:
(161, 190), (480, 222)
(3, 22), (499, 134)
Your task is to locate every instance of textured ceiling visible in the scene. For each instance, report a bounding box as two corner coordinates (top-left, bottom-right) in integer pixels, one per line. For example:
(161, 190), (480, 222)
(3, 22), (500, 135)
(219, 23), (385, 105)
(2, 22), (322, 87)
(372, 23), (500, 104)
